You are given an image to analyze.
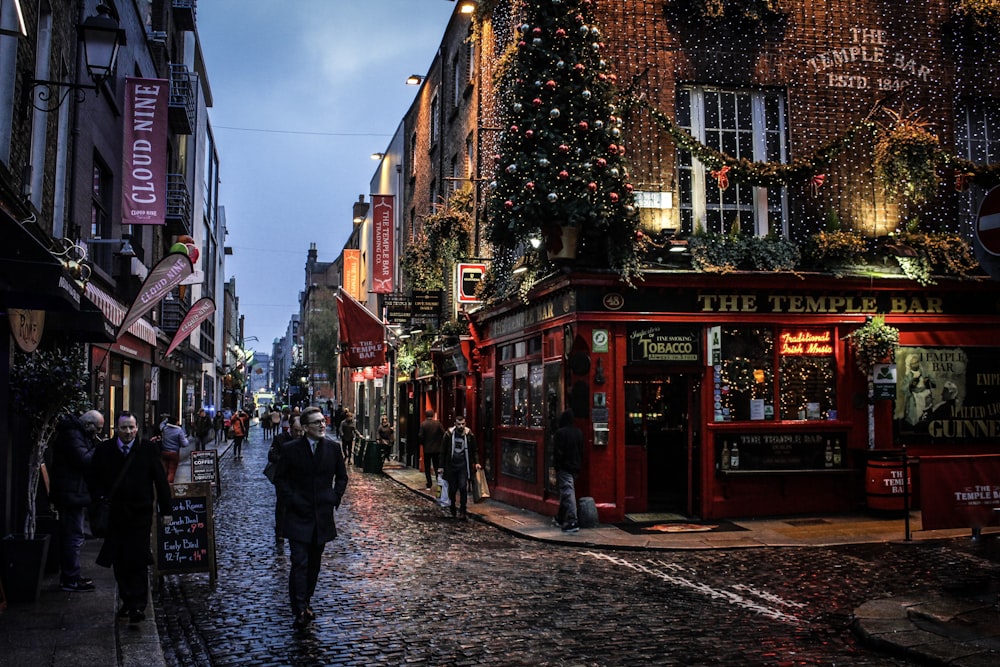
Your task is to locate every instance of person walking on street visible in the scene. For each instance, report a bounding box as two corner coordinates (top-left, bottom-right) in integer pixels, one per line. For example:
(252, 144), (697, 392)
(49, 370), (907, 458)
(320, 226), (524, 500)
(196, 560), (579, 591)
(88, 412), (172, 624)
(50, 409), (104, 592)
(418, 409), (444, 490)
(376, 414), (394, 462)
(553, 409), (584, 533)
(231, 409), (248, 459)
(157, 414), (189, 484)
(338, 410), (357, 461)
(265, 415), (302, 542)
(270, 407), (282, 439)
(442, 415), (479, 521)
(274, 406), (348, 630)
(193, 408), (213, 449)
(213, 411), (225, 443)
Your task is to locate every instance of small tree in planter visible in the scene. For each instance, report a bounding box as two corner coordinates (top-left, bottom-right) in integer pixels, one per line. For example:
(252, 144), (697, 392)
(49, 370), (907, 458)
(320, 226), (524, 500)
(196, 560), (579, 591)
(9, 343), (90, 539)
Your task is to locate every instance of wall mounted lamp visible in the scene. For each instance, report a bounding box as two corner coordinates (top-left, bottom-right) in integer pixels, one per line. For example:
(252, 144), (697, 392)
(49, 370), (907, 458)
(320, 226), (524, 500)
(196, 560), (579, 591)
(83, 236), (135, 258)
(405, 74), (425, 86)
(371, 152), (385, 161)
(25, 4), (126, 113)
(352, 195), (370, 224)
(451, 0), (477, 14)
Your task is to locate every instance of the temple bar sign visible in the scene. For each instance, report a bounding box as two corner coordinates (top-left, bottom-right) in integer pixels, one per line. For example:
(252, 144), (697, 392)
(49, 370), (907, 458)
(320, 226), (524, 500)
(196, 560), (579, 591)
(456, 263), (486, 303)
(628, 325), (701, 364)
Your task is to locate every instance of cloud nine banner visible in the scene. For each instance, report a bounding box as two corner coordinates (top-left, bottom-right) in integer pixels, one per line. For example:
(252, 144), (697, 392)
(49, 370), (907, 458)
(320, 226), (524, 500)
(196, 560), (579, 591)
(118, 252), (193, 339)
(164, 297), (216, 357)
(122, 77), (168, 225)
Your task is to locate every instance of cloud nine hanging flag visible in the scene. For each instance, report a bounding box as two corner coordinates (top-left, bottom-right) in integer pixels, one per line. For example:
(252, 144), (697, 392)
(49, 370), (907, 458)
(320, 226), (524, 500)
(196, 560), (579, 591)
(117, 251), (193, 339)
(336, 287), (385, 368)
(164, 297), (216, 357)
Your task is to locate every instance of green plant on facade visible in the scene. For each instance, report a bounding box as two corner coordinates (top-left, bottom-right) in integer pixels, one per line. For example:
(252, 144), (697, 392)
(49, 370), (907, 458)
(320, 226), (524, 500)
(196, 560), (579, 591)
(953, 0), (1000, 30)
(439, 318), (469, 338)
(804, 230), (869, 272)
(889, 230), (981, 285)
(845, 315), (900, 374)
(402, 187), (474, 292)
(874, 108), (941, 205)
(9, 344), (90, 539)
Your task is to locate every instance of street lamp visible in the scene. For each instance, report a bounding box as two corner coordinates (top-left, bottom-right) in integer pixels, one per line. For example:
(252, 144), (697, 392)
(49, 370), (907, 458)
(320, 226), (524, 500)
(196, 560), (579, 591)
(26, 4), (127, 113)
(405, 74), (425, 86)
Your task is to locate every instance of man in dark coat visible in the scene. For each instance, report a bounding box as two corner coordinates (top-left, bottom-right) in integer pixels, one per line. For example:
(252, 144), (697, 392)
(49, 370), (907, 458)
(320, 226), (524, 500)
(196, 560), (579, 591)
(553, 409), (584, 533)
(50, 409), (104, 591)
(88, 412), (172, 624)
(418, 409), (445, 490)
(274, 406), (348, 629)
(265, 415), (303, 542)
(442, 415), (479, 520)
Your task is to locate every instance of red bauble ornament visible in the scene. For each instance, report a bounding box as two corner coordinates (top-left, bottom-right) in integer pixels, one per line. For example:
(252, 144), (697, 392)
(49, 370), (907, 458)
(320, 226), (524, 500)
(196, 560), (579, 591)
(618, 145), (626, 156)
(556, 28), (566, 38)
(558, 170), (569, 179)
(492, 154), (502, 164)
(510, 124), (519, 133)
(574, 63), (586, 73)
(532, 27), (542, 36)
(525, 129), (534, 139)
(525, 182), (535, 191)
(609, 74), (618, 83)
(504, 200), (514, 209)
(577, 121), (589, 131)
(598, 73), (607, 81)
(625, 183), (634, 192)
(533, 97), (543, 106)
(587, 182), (598, 192)
(518, 41), (527, 48)
(558, 144), (570, 153)
(609, 192), (619, 203)
(545, 80), (556, 90)
(575, 13), (585, 22)
(596, 157), (607, 168)
(608, 144), (618, 154)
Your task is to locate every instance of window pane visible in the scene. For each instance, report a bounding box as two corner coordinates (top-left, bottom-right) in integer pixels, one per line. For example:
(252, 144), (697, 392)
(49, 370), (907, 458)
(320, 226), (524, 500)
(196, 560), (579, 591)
(676, 89), (691, 126)
(705, 91), (719, 127)
(529, 363), (544, 427)
(778, 329), (837, 420)
(514, 363), (529, 427)
(737, 93), (752, 129)
(500, 366), (513, 426)
(717, 327), (774, 421)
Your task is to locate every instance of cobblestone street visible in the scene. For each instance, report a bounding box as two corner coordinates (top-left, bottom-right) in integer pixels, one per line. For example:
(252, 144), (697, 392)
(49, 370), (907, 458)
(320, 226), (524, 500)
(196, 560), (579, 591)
(154, 428), (1000, 666)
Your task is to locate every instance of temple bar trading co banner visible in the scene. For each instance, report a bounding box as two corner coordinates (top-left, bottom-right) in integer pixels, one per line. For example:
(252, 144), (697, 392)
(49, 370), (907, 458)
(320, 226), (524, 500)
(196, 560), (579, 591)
(920, 455), (1000, 530)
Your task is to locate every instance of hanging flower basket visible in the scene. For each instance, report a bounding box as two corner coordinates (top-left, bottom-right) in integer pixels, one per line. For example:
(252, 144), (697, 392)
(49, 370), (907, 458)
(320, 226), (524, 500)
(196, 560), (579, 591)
(845, 315), (900, 373)
(874, 108), (941, 205)
(953, 0), (1000, 31)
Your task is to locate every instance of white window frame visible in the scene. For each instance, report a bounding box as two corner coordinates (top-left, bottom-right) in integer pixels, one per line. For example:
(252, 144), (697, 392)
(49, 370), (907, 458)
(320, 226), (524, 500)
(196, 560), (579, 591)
(678, 86), (788, 237)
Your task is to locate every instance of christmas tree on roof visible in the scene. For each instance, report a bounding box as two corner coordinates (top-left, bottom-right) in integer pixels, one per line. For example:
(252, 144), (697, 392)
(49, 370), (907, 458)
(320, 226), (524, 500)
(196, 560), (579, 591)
(486, 0), (641, 297)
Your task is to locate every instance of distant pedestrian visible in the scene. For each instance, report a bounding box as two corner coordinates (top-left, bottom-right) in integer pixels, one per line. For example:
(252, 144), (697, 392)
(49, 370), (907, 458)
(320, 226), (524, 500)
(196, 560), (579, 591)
(280, 407), (291, 434)
(265, 416), (303, 542)
(553, 409), (584, 533)
(274, 406), (348, 629)
(50, 409), (104, 592)
(418, 409), (444, 490)
(338, 410), (357, 461)
(231, 410), (248, 459)
(269, 406), (281, 438)
(213, 412), (224, 443)
(89, 412), (172, 625)
(193, 408), (213, 448)
(157, 414), (189, 483)
(442, 415), (479, 521)
(333, 405), (346, 432)
(376, 415), (394, 462)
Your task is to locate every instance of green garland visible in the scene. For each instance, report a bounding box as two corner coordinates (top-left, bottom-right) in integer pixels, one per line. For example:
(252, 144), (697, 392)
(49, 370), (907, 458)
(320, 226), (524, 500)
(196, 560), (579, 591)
(628, 96), (1000, 193)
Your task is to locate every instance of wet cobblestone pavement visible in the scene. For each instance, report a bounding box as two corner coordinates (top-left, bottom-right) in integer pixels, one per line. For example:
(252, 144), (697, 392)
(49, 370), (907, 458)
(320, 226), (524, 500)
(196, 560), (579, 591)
(154, 429), (1000, 666)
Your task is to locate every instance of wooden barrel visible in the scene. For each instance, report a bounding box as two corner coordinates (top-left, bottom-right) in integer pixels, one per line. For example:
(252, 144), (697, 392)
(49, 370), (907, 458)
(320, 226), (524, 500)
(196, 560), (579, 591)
(865, 458), (914, 513)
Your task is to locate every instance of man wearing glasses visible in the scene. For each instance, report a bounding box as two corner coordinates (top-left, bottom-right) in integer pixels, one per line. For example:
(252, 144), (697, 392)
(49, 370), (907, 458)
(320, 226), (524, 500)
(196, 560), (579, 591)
(274, 406), (349, 629)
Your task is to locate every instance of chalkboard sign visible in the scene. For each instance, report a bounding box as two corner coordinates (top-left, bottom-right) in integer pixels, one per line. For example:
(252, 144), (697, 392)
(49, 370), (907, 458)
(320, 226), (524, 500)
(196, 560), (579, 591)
(189, 449), (221, 495)
(156, 482), (216, 583)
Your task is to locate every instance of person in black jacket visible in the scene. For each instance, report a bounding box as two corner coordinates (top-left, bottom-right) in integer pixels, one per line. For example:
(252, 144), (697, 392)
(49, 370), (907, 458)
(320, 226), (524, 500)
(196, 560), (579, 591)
(50, 410), (104, 591)
(274, 406), (348, 629)
(88, 412), (172, 624)
(442, 415), (479, 521)
(553, 409), (584, 533)
(265, 415), (303, 542)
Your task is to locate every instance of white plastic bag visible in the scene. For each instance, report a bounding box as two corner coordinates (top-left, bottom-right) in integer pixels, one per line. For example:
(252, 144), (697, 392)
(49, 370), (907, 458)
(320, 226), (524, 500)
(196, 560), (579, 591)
(437, 473), (450, 507)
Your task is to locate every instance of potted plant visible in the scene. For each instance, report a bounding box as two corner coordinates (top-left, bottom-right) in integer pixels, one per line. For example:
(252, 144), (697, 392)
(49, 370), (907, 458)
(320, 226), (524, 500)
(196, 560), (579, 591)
(3, 343), (89, 601)
(874, 108), (941, 205)
(845, 315), (900, 374)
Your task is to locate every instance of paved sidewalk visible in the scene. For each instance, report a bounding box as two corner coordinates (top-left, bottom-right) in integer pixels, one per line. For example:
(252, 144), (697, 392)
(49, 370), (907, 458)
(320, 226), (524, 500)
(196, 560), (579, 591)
(2, 447), (996, 666)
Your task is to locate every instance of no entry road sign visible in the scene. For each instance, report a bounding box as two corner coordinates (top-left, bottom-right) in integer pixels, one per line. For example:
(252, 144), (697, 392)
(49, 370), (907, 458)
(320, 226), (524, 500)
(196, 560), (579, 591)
(976, 186), (1000, 256)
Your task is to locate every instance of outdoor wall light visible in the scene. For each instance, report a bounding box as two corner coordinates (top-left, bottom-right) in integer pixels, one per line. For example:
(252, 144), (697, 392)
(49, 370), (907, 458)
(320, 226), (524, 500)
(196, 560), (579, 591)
(405, 74), (425, 86)
(26, 4), (126, 113)
(371, 152), (385, 161)
(452, 0), (477, 14)
(352, 195), (370, 224)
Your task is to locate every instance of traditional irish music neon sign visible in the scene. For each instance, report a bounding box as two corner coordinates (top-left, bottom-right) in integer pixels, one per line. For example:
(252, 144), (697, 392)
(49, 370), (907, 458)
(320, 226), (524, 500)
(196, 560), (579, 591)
(780, 331), (834, 356)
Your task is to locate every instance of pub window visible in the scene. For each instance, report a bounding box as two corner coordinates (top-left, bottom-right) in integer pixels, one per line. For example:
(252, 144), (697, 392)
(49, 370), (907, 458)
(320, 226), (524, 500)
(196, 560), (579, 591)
(718, 327), (774, 421)
(529, 362), (544, 427)
(500, 366), (514, 426)
(717, 327), (838, 422)
(677, 86), (788, 237)
(513, 363), (529, 426)
(497, 337), (543, 428)
(956, 99), (1000, 237)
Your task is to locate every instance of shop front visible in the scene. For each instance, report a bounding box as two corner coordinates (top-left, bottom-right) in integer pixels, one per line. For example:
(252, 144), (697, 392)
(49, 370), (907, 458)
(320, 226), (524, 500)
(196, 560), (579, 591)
(472, 271), (1000, 522)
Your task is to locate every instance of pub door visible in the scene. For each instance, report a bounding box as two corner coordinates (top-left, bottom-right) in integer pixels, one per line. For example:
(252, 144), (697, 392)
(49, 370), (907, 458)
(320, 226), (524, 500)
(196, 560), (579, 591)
(624, 373), (698, 516)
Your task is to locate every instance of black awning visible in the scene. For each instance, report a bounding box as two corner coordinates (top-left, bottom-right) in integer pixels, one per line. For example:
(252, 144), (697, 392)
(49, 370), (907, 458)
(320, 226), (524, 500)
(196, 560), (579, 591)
(46, 295), (116, 342)
(0, 214), (82, 312)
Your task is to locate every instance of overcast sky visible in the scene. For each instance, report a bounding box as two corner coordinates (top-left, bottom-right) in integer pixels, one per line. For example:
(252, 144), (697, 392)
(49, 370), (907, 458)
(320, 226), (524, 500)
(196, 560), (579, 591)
(197, 1), (456, 352)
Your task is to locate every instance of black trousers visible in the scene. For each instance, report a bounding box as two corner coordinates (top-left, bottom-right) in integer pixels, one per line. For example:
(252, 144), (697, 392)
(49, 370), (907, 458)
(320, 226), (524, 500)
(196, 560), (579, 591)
(424, 452), (441, 487)
(288, 539), (325, 616)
